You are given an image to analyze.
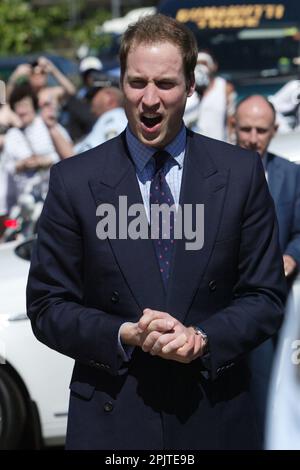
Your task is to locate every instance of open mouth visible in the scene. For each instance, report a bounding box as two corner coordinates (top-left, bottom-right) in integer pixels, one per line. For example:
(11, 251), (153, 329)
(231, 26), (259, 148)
(141, 115), (162, 128)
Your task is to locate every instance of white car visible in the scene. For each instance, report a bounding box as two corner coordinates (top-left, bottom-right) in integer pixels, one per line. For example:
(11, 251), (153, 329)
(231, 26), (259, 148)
(0, 237), (73, 449)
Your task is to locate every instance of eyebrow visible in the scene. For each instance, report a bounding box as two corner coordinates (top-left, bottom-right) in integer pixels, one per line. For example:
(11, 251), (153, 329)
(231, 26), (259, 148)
(126, 74), (178, 81)
(240, 125), (269, 130)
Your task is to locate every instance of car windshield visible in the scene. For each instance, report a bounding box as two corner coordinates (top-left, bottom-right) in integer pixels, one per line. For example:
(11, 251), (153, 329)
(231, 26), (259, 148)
(195, 29), (299, 77)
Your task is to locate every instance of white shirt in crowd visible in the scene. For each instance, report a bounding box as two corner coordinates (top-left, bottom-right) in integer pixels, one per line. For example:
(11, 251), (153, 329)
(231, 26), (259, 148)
(269, 80), (300, 133)
(75, 107), (127, 154)
(2, 115), (71, 211)
(184, 77), (229, 141)
(0, 151), (8, 216)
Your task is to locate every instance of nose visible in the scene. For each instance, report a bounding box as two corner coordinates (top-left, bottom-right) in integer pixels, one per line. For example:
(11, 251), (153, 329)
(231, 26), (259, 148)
(249, 128), (258, 146)
(142, 83), (160, 109)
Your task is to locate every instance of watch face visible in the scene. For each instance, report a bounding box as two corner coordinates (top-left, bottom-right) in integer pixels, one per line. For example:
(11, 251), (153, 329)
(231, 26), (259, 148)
(194, 326), (206, 337)
(193, 326), (209, 353)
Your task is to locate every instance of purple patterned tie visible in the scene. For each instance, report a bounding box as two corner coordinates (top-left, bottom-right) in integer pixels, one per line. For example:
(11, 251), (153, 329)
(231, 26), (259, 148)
(150, 151), (176, 288)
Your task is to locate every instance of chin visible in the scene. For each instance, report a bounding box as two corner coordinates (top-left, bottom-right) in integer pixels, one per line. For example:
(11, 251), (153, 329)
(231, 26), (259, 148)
(138, 130), (158, 145)
(140, 138), (158, 148)
(143, 131), (169, 147)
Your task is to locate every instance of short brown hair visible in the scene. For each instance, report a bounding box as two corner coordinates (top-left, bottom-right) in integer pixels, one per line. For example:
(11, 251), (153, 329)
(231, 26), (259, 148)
(119, 14), (198, 89)
(9, 83), (39, 112)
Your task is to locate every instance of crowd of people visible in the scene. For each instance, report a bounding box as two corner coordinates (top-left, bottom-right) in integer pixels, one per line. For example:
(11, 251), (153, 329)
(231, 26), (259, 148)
(0, 44), (299, 240)
(0, 55), (126, 238)
(0, 12), (300, 450)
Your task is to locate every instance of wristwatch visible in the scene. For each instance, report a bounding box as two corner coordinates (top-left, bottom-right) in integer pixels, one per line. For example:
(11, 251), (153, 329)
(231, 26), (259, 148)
(193, 326), (209, 354)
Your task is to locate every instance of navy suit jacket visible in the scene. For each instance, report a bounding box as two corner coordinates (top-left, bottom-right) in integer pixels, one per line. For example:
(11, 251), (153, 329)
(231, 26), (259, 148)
(26, 130), (286, 450)
(267, 152), (300, 266)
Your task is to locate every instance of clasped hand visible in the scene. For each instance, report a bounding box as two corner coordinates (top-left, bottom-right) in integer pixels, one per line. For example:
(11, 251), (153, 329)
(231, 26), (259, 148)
(120, 309), (205, 364)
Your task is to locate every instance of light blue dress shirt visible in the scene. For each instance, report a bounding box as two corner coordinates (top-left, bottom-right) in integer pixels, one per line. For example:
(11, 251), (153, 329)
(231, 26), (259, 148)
(125, 124), (186, 220)
(118, 124), (187, 362)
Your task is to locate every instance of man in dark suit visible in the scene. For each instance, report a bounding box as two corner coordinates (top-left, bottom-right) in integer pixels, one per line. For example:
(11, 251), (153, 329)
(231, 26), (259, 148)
(235, 94), (300, 278)
(234, 94), (300, 442)
(26, 15), (286, 450)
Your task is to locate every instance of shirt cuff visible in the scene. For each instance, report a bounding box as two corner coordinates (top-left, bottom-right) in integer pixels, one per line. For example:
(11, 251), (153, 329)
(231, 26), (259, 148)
(117, 324), (134, 363)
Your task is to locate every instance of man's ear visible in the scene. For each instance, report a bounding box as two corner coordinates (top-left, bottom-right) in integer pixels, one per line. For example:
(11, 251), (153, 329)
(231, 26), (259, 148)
(187, 75), (196, 97)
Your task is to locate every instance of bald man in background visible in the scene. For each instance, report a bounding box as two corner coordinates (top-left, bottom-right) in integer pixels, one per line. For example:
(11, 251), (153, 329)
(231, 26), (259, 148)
(235, 95), (300, 278)
(234, 94), (300, 442)
(75, 86), (127, 153)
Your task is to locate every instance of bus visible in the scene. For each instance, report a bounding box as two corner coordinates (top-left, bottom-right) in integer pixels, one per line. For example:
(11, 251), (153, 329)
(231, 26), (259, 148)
(157, 0), (300, 96)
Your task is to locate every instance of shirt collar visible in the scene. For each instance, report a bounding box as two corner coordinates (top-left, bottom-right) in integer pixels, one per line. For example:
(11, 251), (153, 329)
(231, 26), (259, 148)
(261, 152), (268, 171)
(125, 124), (186, 173)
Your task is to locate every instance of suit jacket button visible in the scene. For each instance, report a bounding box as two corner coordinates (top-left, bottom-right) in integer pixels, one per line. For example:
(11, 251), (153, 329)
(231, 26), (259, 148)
(104, 401), (113, 412)
(89, 360), (95, 367)
(111, 291), (119, 303)
(208, 280), (217, 291)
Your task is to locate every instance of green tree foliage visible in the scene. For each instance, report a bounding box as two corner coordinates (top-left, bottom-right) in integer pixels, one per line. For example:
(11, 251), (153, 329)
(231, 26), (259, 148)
(0, 0), (110, 55)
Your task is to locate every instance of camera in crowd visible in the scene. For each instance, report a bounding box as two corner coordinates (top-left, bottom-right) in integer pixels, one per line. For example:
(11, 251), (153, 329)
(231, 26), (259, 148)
(79, 56), (120, 100)
(85, 70), (120, 100)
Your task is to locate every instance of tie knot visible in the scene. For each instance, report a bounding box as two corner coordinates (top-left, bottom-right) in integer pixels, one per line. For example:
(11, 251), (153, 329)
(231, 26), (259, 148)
(152, 150), (171, 175)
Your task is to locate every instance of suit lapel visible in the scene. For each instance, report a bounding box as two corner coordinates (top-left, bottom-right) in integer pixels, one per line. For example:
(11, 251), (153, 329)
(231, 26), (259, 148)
(88, 134), (165, 313)
(266, 153), (284, 205)
(166, 132), (229, 323)
(88, 132), (229, 321)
